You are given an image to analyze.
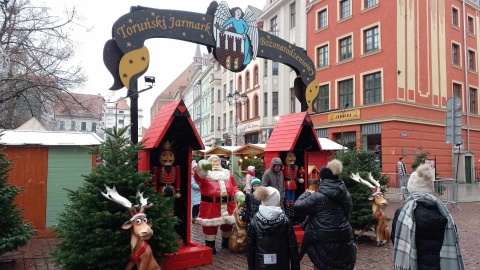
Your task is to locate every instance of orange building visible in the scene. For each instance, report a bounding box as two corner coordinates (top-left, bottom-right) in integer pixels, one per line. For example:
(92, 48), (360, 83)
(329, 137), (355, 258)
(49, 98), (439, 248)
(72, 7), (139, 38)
(306, 0), (480, 182)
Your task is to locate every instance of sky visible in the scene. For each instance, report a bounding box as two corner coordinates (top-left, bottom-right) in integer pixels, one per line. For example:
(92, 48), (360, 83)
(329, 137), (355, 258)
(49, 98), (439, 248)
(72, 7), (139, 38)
(50, 0), (265, 127)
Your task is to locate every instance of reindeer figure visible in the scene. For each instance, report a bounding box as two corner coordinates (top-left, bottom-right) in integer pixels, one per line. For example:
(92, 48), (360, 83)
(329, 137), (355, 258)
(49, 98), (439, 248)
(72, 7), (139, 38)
(350, 173), (391, 247)
(101, 185), (161, 270)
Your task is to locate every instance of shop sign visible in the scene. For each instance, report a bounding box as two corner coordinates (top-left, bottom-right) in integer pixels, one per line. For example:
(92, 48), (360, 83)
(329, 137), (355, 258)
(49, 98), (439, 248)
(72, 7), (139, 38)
(328, 109), (360, 123)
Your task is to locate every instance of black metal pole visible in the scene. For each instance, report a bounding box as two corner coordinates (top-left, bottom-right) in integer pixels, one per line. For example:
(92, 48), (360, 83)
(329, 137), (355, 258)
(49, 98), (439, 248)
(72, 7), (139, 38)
(129, 80), (139, 144)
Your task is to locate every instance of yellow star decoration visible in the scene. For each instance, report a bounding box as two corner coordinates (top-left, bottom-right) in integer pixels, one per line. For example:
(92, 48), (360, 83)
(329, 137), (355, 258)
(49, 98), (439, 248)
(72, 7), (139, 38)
(289, 45), (292, 48)
(279, 55), (282, 59)
(302, 69), (305, 73)
(126, 42), (132, 47)
(128, 18), (133, 24)
(182, 32), (186, 36)
(200, 34), (204, 38)
(261, 49), (264, 53)
(202, 17), (206, 21)
(268, 35), (271, 39)
(151, 12), (155, 16)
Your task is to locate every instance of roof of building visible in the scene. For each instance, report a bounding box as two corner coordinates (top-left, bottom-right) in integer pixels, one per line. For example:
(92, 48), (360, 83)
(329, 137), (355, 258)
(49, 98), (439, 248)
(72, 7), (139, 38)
(265, 112), (321, 152)
(15, 117), (47, 131)
(142, 99), (204, 150)
(0, 130), (103, 146)
(54, 93), (104, 119)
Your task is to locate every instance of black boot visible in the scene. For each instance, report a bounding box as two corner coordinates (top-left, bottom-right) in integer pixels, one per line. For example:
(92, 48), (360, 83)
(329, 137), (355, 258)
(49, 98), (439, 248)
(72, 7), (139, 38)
(205, 240), (216, 254)
(221, 237), (230, 249)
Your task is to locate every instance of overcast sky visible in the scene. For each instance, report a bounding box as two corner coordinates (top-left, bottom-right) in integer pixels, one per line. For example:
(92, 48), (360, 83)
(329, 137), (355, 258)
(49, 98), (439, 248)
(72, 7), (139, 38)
(47, 0), (265, 126)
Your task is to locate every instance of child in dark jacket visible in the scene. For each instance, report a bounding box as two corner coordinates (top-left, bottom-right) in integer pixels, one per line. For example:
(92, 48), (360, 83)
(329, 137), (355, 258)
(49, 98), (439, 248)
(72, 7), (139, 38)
(246, 186), (300, 270)
(240, 178), (262, 223)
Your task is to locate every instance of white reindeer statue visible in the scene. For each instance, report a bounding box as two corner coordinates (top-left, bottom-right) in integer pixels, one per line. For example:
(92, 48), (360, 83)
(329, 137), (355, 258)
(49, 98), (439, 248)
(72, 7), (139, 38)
(350, 172), (391, 247)
(101, 185), (161, 270)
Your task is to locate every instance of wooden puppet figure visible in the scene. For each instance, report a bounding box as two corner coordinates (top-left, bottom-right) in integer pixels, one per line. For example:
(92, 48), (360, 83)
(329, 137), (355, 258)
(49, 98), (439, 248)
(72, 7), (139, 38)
(153, 141), (181, 199)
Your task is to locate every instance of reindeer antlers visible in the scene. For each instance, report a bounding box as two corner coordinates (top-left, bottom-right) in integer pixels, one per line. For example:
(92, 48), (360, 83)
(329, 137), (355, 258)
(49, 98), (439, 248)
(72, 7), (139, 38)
(101, 185), (133, 208)
(350, 172), (380, 189)
(101, 185), (153, 213)
(135, 191), (153, 213)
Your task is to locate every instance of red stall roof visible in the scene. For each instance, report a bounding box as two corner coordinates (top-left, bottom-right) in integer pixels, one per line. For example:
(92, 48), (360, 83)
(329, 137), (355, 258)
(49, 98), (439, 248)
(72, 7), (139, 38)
(141, 99), (204, 150)
(265, 112), (321, 152)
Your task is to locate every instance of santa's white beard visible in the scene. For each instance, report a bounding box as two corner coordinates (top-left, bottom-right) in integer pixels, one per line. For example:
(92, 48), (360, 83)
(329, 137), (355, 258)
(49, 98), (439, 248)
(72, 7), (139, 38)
(207, 169), (230, 181)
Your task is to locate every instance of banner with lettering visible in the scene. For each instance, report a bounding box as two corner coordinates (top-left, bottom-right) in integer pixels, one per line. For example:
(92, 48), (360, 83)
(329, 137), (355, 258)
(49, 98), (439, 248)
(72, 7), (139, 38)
(103, 1), (319, 112)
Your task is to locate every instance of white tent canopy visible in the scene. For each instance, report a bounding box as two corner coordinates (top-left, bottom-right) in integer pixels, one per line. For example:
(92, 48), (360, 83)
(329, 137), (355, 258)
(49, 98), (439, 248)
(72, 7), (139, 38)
(0, 130), (103, 146)
(318, 138), (347, 150)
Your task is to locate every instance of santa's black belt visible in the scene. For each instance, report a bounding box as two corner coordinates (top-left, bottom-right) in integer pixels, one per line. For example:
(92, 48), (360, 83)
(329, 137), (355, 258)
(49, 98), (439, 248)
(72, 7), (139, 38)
(201, 195), (233, 203)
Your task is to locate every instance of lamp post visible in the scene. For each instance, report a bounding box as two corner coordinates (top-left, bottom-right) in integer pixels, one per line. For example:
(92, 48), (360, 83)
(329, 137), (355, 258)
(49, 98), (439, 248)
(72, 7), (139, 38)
(226, 91), (247, 146)
(127, 76), (155, 144)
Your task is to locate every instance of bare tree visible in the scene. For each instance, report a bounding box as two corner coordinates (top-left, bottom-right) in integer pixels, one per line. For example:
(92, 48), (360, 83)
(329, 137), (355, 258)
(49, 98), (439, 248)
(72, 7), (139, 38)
(0, 0), (86, 129)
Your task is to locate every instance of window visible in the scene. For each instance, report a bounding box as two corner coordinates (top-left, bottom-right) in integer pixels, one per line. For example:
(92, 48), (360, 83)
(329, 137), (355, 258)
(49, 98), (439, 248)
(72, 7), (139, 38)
(317, 45), (328, 68)
(340, 0), (351, 20)
(223, 113), (226, 130)
(365, 0), (377, 9)
(317, 9), (327, 29)
(316, 128), (328, 138)
(290, 2), (296, 29)
(254, 95), (259, 117)
(237, 103), (242, 121)
(118, 110), (124, 114)
(470, 88), (477, 114)
(211, 116), (214, 131)
(238, 76), (242, 92)
(264, 93), (268, 117)
(254, 66), (259, 85)
(339, 36), (352, 61)
(468, 16), (474, 34)
(223, 84), (227, 100)
(318, 85), (329, 112)
(92, 122), (97, 132)
(81, 122), (87, 131)
(264, 59), (268, 77)
(211, 88), (215, 103)
(364, 72), (382, 104)
(217, 116), (221, 130)
(229, 79), (233, 94)
(245, 72), (250, 90)
(453, 83), (462, 99)
(246, 100), (250, 119)
(118, 119), (124, 127)
(70, 120), (76, 131)
(468, 50), (475, 70)
(270, 16), (278, 36)
(452, 8), (458, 26)
(338, 79), (353, 108)
(290, 88), (296, 113)
(218, 89), (221, 102)
(59, 121), (65, 130)
(272, 92), (279, 116)
(272, 62), (278, 75)
(364, 26), (379, 53)
(229, 111), (233, 126)
(452, 43), (460, 65)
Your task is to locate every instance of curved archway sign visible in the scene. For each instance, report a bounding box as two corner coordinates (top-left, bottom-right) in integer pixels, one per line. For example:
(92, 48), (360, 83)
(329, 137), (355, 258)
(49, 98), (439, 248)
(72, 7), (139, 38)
(103, 1), (320, 112)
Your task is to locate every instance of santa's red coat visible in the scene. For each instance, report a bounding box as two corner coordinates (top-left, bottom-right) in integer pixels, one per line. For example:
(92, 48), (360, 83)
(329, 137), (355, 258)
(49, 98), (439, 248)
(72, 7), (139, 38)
(194, 169), (242, 227)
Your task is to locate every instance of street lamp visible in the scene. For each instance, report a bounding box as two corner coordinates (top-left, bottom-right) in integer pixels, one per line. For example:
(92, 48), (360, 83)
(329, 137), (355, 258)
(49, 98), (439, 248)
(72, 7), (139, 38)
(128, 76), (155, 144)
(226, 91), (247, 146)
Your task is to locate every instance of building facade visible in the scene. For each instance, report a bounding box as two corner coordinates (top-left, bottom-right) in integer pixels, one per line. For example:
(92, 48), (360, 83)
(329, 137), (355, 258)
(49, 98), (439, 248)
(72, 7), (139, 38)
(307, 0), (480, 181)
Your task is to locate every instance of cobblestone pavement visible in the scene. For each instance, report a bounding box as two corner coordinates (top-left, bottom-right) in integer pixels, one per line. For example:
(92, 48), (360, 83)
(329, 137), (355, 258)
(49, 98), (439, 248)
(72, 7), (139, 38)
(1, 201), (478, 270)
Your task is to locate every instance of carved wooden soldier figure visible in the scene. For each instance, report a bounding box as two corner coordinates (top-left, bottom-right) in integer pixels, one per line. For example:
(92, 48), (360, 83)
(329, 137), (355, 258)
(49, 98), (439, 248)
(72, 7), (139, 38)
(153, 141), (181, 199)
(282, 151), (303, 218)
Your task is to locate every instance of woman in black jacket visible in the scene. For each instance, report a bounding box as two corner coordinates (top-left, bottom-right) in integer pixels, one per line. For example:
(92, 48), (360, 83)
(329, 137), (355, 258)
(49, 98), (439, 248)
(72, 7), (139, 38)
(246, 186), (300, 270)
(294, 159), (356, 270)
(391, 163), (464, 270)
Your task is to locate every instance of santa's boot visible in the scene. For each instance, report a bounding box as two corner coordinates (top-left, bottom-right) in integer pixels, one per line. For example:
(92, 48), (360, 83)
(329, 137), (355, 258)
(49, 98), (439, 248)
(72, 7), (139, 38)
(205, 240), (216, 254)
(221, 237), (230, 249)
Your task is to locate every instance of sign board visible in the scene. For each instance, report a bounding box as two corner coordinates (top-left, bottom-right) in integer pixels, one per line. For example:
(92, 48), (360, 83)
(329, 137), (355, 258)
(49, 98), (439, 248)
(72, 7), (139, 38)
(445, 96), (463, 145)
(328, 109), (361, 123)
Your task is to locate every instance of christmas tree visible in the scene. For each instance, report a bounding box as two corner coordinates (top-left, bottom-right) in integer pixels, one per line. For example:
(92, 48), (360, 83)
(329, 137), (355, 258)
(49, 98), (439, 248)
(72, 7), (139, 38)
(0, 142), (35, 255)
(333, 147), (389, 231)
(51, 127), (179, 270)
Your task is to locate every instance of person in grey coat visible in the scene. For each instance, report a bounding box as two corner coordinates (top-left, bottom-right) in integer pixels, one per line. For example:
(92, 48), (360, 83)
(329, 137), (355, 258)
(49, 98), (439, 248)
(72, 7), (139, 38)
(261, 157), (284, 206)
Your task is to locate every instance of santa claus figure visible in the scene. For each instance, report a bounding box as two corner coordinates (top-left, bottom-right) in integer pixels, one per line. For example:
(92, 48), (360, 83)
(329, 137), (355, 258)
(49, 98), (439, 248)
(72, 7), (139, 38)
(194, 155), (245, 254)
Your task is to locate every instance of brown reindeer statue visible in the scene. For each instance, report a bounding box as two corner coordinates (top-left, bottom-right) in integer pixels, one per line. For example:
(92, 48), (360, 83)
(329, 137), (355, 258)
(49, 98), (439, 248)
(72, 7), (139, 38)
(350, 172), (391, 247)
(101, 185), (161, 270)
